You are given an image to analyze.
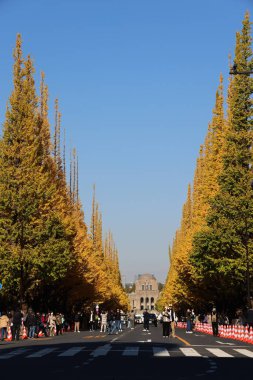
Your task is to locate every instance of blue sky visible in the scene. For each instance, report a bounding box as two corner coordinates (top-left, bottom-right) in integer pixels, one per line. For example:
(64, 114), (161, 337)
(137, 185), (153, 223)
(0, 0), (251, 283)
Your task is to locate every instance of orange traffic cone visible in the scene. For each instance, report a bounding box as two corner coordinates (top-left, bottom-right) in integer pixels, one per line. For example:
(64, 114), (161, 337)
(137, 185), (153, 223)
(22, 325), (28, 340)
(249, 327), (253, 344)
(240, 325), (244, 341)
(242, 326), (249, 343)
(5, 326), (12, 341)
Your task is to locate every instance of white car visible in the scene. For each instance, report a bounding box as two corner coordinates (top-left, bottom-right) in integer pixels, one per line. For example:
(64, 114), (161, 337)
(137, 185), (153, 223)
(134, 314), (144, 324)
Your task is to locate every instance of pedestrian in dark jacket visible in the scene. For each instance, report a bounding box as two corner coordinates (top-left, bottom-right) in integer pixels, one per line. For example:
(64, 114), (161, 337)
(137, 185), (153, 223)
(143, 309), (150, 332)
(12, 309), (23, 341)
(74, 312), (81, 333)
(27, 311), (36, 338)
(56, 313), (63, 335)
(211, 308), (219, 336)
(186, 309), (193, 333)
(162, 308), (171, 338)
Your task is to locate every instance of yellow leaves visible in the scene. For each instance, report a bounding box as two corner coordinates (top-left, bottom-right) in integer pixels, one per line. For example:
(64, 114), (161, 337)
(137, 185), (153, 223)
(160, 76), (226, 309)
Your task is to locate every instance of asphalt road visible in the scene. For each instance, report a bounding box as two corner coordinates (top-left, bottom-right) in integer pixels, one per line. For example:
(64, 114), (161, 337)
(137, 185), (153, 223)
(1, 323), (253, 380)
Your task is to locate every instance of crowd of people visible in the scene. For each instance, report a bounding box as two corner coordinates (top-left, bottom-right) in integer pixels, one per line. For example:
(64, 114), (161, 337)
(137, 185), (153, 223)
(0, 309), (70, 341)
(2, 304), (252, 342)
(0, 307), (137, 341)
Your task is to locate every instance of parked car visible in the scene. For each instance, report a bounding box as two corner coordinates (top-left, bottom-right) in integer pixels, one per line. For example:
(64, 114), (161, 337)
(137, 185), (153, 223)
(120, 314), (128, 325)
(134, 314), (143, 324)
(149, 313), (158, 326)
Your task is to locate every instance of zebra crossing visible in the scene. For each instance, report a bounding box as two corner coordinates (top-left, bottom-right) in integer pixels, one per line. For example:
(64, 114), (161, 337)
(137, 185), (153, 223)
(1, 345), (253, 360)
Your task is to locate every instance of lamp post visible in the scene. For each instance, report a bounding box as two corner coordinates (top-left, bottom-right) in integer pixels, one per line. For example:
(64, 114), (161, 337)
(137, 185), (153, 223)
(230, 62), (253, 308)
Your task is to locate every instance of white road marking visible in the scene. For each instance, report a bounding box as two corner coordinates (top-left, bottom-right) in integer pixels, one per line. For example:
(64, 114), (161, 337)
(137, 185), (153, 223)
(216, 341), (235, 346)
(122, 347), (139, 356)
(180, 348), (202, 357)
(234, 349), (253, 358)
(153, 347), (170, 357)
(0, 348), (30, 359)
(26, 348), (57, 358)
(90, 344), (111, 357)
(206, 348), (233, 358)
(58, 347), (84, 357)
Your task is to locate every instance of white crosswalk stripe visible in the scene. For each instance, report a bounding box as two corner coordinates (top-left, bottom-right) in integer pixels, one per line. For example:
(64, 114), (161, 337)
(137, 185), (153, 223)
(234, 349), (253, 358)
(179, 348), (202, 357)
(58, 347), (84, 357)
(1, 345), (253, 360)
(91, 344), (112, 357)
(122, 347), (139, 356)
(26, 348), (57, 358)
(153, 347), (170, 357)
(0, 348), (30, 359)
(205, 348), (234, 358)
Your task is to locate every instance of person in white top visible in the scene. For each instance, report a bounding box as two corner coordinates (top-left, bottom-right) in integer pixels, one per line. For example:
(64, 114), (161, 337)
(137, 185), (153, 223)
(100, 311), (108, 332)
(168, 305), (176, 338)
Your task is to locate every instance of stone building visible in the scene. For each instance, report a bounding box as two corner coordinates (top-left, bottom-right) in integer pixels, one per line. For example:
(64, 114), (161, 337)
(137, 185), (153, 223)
(128, 273), (160, 313)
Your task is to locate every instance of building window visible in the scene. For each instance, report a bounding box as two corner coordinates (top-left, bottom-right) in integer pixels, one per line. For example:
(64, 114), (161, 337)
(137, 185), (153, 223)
(146, 284), (149, 290)
(149, 285), (152, 290)
(140, 297), (144, 304)
(151, 297), (154, 304)
(146, 297), (149, 304)
(151, 305), (154, 310)
(142, 284), (144, 291)
(141, 305), (144, 310)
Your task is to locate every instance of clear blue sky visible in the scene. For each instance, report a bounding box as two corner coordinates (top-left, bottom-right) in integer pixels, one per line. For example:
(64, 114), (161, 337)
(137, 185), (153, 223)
(0, 0), (251, 283)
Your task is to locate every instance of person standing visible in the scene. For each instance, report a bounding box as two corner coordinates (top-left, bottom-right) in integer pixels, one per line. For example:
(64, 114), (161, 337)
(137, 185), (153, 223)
(108, 310), (116, 334)
(12, 308), (23, 341)
(94, 313), (100, 330)
(162, 308), (171, 338)
(100, 311), (108, 333)
(168, 305), (176, 338)
(211, 308), (219, 336)
(186, 309), (193, 333)
(39, 313), (48, 337)
(143, 309), (150, 332)
(128, 310), (135, 329)
(115, 309), (121, 333)
(56, 313), (63, 335)
(26, 310), (36, 339)
(47, 312), (56, 336)
(89, 311), (94, 332)
(74, 312), (81, 333)
(0, 312), (9, 341)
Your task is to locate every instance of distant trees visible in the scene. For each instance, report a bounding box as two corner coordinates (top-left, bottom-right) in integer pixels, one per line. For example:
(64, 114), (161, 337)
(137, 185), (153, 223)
(0, 35), (129, 312)
(159, 12), (253, 313)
